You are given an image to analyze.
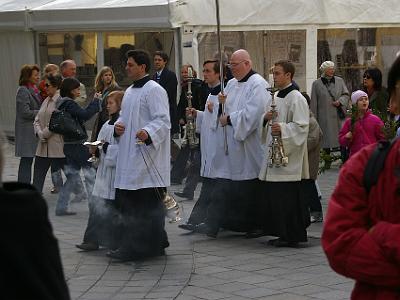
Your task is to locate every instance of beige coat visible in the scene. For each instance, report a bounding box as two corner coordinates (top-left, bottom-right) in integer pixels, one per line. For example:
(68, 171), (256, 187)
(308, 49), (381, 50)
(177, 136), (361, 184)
(307, 111), (323, 180)
(33, 92), (65, 158)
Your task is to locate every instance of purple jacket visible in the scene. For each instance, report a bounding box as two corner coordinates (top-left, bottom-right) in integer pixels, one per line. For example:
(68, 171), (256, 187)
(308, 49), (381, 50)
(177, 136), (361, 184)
(338, 110), (384, 157)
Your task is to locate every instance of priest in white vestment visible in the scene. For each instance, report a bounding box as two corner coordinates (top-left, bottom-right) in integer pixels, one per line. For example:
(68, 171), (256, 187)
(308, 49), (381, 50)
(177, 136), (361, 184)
(194, 50), (270, 237)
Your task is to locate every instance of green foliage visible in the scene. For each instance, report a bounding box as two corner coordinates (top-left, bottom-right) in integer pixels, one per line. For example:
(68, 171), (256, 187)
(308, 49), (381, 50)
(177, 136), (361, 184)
(370, 107), (397, 140)
(318, 149), (342, 174)
(382, 119), (397, 140)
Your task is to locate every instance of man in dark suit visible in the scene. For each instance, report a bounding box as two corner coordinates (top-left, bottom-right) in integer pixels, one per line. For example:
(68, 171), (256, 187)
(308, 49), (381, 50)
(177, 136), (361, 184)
(153, 51), (179, 135)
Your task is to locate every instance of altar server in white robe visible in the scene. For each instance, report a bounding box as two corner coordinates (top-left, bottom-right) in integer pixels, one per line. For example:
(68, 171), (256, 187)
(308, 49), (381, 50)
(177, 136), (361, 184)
(178, 59), (222, 231)
(194, 49), (270, 237)
(76, 90), (124, 252)
(259, 60), (310, 247)
(109, 49), (170, 261)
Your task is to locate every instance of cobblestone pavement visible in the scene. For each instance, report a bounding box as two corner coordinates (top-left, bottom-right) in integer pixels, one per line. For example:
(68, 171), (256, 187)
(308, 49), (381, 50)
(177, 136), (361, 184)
(3, 142), (353, 300)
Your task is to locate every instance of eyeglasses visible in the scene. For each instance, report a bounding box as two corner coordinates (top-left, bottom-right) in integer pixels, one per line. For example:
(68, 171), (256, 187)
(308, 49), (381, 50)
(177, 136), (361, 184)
(363, 74), (371, 79)
(227, 60), (246, 68)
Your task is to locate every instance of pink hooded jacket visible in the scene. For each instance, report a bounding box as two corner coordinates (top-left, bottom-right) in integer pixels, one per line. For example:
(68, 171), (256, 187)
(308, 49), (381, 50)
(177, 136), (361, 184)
(338, 111), (384, 157)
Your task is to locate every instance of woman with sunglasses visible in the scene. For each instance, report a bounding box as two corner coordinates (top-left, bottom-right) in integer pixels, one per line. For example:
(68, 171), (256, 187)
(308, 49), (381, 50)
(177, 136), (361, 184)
(32, 74), (65, 194)
(362, 67), (389, 120)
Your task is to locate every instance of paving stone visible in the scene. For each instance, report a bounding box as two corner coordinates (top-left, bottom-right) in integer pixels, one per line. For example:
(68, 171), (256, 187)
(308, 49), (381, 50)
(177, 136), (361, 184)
(282, 284), (333, 296)
(194, 265), (232, 275)
(258, 293), (314, 300)
(209, 282), (257, 293)
(309, 289), (350, 299)
(233, 287), (280, 298)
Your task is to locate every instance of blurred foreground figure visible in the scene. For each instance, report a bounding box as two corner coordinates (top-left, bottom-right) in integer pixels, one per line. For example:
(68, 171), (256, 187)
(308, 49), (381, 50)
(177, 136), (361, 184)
(0, 133), (70, 299)
(322, 55), (400, 300)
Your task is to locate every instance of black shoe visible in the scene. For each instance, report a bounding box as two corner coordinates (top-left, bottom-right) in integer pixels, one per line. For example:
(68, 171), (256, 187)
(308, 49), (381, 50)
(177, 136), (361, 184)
(156, 249), (166, 256)
(178, 223), (195, 231)
(76, 242), (99, 251)
(174, 192), (194, 200)
(267, 238), (299, 248)
(193, 223), (218, 238)
(310, 211), (323, 223)
(55, 210), (77, 216)
(106, 249), (133, 262)
(107, 248), (164, 261)
(245, 229), (265, 239)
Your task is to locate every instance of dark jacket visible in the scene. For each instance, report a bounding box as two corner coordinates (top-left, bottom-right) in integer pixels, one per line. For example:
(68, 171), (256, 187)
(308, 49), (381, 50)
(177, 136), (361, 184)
(177, 79), (208, 122)
(0, 182), (70, 300)
(57, 97), (100, 144)
(153, 68), (179, 134)
(368, 88), (390, 121)
(322, 140), (400, 299)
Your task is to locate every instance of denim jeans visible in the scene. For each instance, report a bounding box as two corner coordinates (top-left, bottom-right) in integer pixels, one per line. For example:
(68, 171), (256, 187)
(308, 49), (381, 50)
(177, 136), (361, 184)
(56, 144), (95, 214)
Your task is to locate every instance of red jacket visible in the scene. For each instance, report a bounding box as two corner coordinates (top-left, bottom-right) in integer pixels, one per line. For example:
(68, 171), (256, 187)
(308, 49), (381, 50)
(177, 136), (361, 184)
(322, 140), (400, 300)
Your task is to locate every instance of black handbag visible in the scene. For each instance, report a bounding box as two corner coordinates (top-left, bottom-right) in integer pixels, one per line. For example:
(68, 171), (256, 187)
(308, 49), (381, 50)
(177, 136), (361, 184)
(336, 106), (346, 120)
(49, 109), (87, 141)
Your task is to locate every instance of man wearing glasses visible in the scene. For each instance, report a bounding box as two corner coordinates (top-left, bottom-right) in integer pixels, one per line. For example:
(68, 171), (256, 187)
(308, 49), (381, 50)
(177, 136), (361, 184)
(194, 49), (270, 238)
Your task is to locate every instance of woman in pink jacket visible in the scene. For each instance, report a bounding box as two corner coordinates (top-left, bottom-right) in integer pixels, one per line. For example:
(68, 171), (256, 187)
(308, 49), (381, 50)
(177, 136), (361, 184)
(339, 90), (384, 157)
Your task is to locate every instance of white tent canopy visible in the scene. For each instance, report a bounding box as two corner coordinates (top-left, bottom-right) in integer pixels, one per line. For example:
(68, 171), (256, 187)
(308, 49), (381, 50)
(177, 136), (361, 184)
(0, 0), (175, 31)
(171, 0), (400, 30)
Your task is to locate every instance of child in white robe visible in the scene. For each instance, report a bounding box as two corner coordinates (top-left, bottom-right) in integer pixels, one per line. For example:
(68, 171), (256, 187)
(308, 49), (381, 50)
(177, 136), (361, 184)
(76, 90), (124, 251)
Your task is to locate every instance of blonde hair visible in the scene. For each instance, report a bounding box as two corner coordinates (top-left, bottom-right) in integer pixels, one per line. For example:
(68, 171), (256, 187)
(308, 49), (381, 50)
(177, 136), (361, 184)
(107, 90), (124, 117)
(44, 64), (59, 75)
(94, 66), (118, 93)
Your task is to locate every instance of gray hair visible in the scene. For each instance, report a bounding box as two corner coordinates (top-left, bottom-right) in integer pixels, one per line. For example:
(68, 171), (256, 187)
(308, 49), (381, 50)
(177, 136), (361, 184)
(320, 61), (335, 74)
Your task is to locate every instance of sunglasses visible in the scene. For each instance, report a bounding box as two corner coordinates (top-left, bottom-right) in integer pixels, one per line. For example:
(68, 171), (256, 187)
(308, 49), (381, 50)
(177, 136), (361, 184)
(363, 74), (371, 79)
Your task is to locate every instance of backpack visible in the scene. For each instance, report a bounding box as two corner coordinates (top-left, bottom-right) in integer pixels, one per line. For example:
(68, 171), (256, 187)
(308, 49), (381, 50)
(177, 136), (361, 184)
(363, 139), (397, 194)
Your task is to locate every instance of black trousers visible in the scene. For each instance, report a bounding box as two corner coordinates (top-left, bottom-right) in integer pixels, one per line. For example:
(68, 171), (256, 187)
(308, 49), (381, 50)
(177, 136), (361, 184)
(187, 177), (215, 225)
(114, 187), (169, 258)
(261, 181), (310, 243)
(182, 148), (201, 197)
(171, 146), (201, 196)
(32, 156), (64, 193)
(18, 157), (34, 184)
(83, 196), (118, 249)
(205, 178), (261, 233)
(302, 179), (322, 213)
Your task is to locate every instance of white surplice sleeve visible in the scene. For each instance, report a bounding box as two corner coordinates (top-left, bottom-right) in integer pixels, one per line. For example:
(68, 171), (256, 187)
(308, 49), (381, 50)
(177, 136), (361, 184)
(142, 86), (171, 149)
(280, 94), (309, 155)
